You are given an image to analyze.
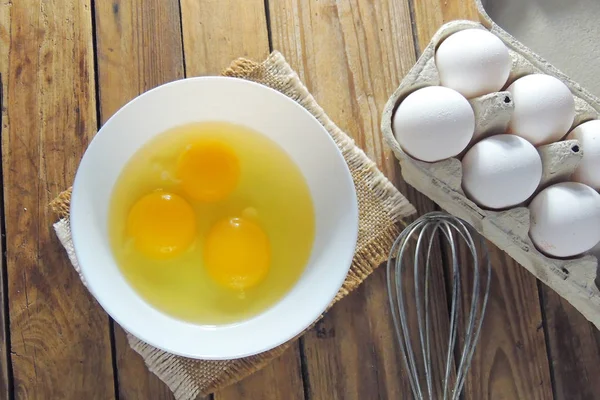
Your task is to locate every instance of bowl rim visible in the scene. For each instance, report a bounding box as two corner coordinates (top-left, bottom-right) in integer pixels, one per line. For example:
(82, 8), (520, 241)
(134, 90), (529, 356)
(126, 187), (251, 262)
(70, 76), (359, 359)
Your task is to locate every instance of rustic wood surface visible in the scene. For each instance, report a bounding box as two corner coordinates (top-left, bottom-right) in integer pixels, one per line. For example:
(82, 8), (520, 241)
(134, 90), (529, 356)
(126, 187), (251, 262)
(0, 0), (598, 399)
(1, 1), (115, 399)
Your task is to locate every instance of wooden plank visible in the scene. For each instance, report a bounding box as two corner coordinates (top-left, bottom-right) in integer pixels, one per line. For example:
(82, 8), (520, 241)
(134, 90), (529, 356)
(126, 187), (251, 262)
(179, 0), (270, 75)
(215, 346), (305, 400)
(1, 0), (116, 398)
(94, 0), (185, 119)
(93, 0), (184, 398)
(541, 288), (600, 400)
(0, 103), (9, 399)
(179, 0), (307, 398)
(0, 3), (13, 398)
(411, 1), (554, 399)
(455, 243), (554, 399)
(268, 1), (457, 398)
(113, 327), (175, 400)
(411, 0), (479, 55)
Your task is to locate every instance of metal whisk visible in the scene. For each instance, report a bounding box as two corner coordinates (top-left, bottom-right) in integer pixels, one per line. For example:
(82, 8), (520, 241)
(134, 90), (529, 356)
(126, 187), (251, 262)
(387, 212), (491, 400)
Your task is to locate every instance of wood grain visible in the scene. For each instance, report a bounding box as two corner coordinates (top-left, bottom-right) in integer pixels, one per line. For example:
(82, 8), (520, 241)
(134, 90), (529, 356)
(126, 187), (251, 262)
(93, 0), (184, 398)
(268, 1), (456, 398)
(113, 327), (175, 400)
(411, 1), (555, 399)
(1, 0), (116, 398)
(541, 287), (600, 400)
(411, 0), (479, 54)
(94, 0), (185, 120)
(215, 346), (305, 400)
(0, 3), (12, 397)
(455, 241), (554, 399)
(179, 0), (270, 76)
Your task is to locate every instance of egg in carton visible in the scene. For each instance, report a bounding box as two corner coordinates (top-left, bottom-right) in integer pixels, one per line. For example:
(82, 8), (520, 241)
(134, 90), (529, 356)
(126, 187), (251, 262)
(381, 17), (600, 329)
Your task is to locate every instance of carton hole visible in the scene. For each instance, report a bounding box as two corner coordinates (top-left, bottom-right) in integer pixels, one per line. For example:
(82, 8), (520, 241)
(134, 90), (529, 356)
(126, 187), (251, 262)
(571, 145), (580, 153)
(504, 96), (511, 104)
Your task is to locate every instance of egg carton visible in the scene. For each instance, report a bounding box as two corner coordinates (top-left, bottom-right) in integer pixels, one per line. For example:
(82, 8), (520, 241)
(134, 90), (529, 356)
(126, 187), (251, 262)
(381, 4), (600, 329)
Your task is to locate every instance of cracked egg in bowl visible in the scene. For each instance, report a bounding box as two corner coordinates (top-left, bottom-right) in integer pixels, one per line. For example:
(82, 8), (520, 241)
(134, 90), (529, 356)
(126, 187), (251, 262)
(70, 77), (358, 359)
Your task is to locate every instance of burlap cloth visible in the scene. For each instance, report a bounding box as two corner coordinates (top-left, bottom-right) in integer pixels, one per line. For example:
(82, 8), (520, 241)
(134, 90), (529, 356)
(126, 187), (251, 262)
(50, 51), (416, 399)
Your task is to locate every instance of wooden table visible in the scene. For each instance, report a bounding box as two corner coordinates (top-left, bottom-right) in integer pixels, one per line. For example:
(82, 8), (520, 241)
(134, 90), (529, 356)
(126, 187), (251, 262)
(1, 0), (600, 399)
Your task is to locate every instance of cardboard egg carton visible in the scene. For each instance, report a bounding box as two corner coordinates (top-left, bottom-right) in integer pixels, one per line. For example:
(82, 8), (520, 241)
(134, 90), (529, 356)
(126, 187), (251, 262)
(381, 5), (600, 329)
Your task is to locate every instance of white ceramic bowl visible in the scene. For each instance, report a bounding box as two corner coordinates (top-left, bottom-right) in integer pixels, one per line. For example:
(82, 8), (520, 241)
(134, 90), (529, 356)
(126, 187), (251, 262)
(70, 77), (358, 360)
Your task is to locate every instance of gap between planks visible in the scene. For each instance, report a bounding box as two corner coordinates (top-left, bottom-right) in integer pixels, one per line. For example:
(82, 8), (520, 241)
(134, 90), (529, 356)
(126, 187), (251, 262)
(0, 73), (15, 400)
(89, 1), (120, 397)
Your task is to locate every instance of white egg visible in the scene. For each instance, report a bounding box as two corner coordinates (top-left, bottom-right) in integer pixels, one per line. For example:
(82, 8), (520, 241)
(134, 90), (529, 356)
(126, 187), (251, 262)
(462, 134), (542, 209)
(393, 86), (474, 162)
(435, 29), (511, 98)
(566, 120), (600, 190)
(529, 182), (600, 258)
(507, 74), (575, 146)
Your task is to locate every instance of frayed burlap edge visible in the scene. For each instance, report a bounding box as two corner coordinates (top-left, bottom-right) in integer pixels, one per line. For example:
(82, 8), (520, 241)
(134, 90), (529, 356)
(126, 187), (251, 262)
(50, 51), (415, 399)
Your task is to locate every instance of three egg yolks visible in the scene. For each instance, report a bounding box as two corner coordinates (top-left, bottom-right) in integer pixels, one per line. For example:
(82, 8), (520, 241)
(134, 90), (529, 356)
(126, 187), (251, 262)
(125, 143), (270, 290)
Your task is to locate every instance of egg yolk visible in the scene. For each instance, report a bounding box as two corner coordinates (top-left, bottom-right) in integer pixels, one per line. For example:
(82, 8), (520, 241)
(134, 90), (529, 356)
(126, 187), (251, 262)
(127, 192), (196, 259)
(204, 217), (270, 290)
(177, 141), (240, 202)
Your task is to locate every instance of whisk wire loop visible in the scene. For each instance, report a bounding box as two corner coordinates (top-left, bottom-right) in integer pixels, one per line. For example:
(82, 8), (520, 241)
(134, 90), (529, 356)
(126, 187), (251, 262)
(387, 212), (491, 400)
